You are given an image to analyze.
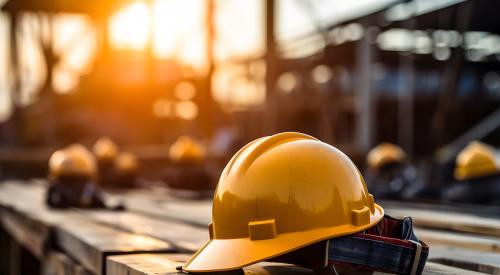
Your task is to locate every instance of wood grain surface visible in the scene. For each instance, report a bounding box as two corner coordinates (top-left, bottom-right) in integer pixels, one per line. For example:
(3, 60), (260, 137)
(106, 253), (490, 275)
(1, 180), (500, 275)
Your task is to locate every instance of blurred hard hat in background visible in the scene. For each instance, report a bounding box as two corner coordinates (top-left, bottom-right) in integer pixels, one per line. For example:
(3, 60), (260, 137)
(93, 137), (119, 162)
(116, 151), (139, 173)
(169, 135), (207, 162)
(49, 144), (97, 180)
(454, 141), (498, 180)
(183, 132), (383, 272)
(366, 143), (406, 170)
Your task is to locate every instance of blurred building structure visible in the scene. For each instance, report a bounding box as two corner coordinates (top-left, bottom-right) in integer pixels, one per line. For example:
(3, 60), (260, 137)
(256, 0), (500, 159)
(0, 0), (499, 184)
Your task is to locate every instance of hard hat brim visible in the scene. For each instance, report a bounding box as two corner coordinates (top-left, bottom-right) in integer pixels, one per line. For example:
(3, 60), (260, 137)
(183, 204), (384, 272)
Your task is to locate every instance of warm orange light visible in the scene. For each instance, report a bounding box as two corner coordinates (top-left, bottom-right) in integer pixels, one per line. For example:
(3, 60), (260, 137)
(153, 99), (173, 118)
(108, 0), (205, 68)
(109, 1), (150, 50)
(174, 82), (197, 100)
(175, 101), (198, 120)
(152, 0), (205, 66)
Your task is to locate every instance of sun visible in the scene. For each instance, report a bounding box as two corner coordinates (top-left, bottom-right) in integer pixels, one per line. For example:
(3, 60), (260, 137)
(109, 1), (151, 50)
(108, 0), (206, 69)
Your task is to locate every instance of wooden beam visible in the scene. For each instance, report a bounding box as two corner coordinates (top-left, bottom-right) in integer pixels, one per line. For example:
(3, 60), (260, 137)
(429, 245), (500, 274)
(106, 253), (490, 275)
(105, 189), (212, 227)
(0, 208), (48, 258)
(43, 251), (91, 275)
(0, 181), (172, 275)
(385, 207), (500, 238)
(415, 228), (500, 253)
(54, 218), (172, 275)
(78, 210), (208, 252)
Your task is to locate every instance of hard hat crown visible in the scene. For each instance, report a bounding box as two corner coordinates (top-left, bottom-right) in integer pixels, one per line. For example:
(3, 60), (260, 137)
(366, 143), (406, 170)
(93, 137), (118, 161)
(454, 141), (498, 180)
(169, 135), (206, 162)
(49, 144), (97, 179)
(116, 152), (139, 172)
(184, 132), (383, 272)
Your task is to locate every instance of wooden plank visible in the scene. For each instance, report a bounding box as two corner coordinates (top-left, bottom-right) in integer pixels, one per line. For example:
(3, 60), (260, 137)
(0, 207), (49, 257)
(0, 181), (66, 257)
(1, 180), (212, 228)
(415, 227), (500, 253)
(429, 245), (500, 274)
(54, 217), (172, 275)
(380, 200), (500, 218)
(0, 181), (173, 275)
(106, 253), (489, 275)
(79, 210), (208, 252)
(106, 191), (212, 227)
(416, 263), (488, 275)
(106, 253), (190, 275)
(42, 251), (91, 275)
(385, 207), (500, 237)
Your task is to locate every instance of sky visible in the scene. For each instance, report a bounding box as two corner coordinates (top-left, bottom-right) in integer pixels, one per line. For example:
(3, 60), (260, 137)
(0, 0), (392, 121)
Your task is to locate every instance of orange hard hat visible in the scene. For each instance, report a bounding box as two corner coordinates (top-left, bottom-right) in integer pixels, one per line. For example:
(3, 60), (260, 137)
(169, 135), (207, 162)
(49, 144), (97, 179)
(454, 141), (498, 180)
(366, 143), (406, 170)
(116, 151), (139, 173)
(183, 132), (383, 272)
(93, 137), (118, 161)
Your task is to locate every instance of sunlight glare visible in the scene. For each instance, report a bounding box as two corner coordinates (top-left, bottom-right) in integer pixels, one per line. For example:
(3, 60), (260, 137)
(109, 1), (150, 50)
(152, 0), (205, 69)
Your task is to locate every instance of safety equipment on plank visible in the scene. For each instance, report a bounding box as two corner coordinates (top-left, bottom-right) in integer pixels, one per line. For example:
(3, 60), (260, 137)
(367, 143), (406, 170)
(47, 144), (105, 209)
(93, 137), (119, 162)
(49, 144), (97, 179)
(169, 135), (207, 162)
(116, 152), (139, 173)
(454, 141), (498, 180)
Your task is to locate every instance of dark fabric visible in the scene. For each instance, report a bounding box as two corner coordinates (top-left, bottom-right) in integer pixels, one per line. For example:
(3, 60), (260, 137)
(365, 164), (425, 200)
(442, 174), (500, 205)
(329, 215), (429, 275)
(46, 181), (106, 209)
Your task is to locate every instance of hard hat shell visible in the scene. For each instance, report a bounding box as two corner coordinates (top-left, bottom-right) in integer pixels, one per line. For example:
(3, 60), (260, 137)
(454, 141), (498, 180)
(183, 132), (384, 272)
(93, 137), (118, 161)
(366, 143), (406, 170)
(116, 152), (139, 173)
(49, 144), (97, 179)
(169, 135), (207, 162)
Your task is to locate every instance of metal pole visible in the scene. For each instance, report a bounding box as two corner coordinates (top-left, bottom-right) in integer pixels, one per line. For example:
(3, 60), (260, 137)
(200, 0), (215, 138)
(7, 12), (21, 146)
(356, 20), (374, 151)
(264, 0), (276, 134)
(398, 11), (415, 156)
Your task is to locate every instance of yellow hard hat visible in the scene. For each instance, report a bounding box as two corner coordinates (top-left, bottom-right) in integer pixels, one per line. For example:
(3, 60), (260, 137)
(116, 152), (139, 173)
(366, 143), (406, 170)
(169, 135), (207, 162)
(454, 141), (498, 180)
(49, 144), (97, 179)
(183, 132), (384, 272)
(93, 137), (118, 161)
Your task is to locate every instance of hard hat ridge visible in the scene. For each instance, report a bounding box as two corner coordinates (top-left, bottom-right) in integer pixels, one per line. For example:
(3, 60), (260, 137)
(222, 132), (317, 178)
